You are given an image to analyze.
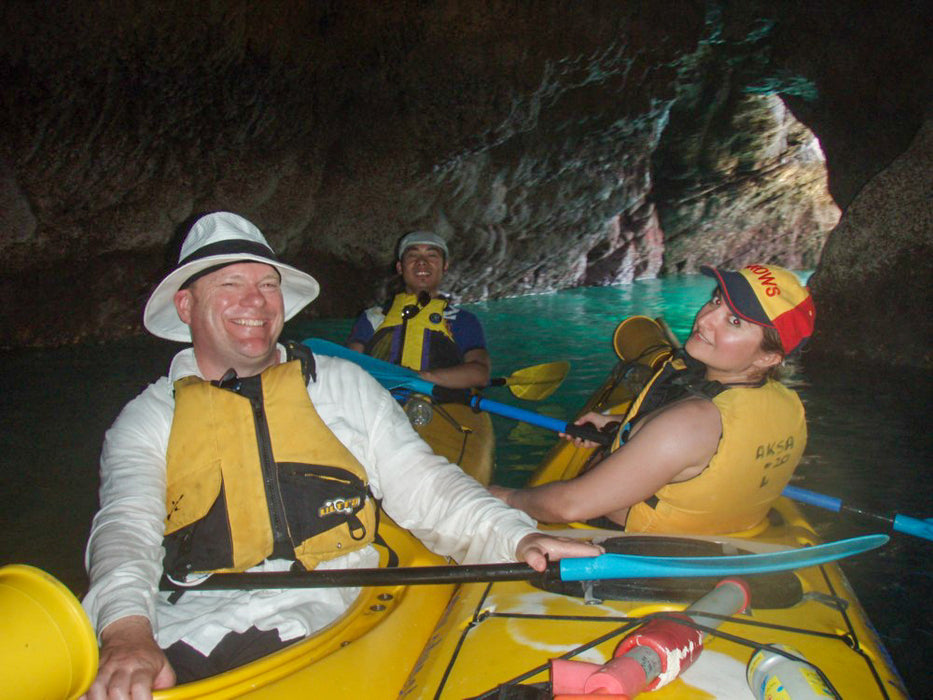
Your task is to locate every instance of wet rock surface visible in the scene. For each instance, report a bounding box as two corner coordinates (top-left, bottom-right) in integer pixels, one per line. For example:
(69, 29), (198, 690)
(808, 114), (933, 369)
(0, 1), (928, 367)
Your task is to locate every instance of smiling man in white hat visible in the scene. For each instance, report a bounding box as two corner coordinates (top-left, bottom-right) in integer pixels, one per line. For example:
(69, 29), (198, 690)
(81, 212), (600, 698)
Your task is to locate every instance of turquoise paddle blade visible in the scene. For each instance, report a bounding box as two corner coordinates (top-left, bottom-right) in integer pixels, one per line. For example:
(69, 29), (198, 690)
(558, 534), (889, 581)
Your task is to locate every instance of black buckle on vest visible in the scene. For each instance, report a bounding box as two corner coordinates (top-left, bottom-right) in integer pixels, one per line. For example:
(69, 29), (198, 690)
(215, 368), (240, 391)
(401, 291), (432, 319)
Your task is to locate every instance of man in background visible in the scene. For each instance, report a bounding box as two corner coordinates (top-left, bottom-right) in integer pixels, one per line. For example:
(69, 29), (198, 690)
(348, 231), (491, 389)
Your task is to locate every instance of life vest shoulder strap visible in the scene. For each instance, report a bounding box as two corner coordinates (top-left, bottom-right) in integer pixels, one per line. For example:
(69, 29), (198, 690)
(629, 352), (725, 420)
(284, 339), (316, 384)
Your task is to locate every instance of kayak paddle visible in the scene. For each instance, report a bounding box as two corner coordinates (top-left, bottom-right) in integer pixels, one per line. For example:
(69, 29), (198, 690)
(161, 534), (887, 590)
(783, 485), (933, 542)
(489, 361), (570, 400)
(308, 339), (567, 401)
(305, 339), (607, 443)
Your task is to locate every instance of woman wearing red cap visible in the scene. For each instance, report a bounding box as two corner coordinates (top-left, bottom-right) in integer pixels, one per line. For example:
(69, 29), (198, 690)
(490, 264), (816, 535)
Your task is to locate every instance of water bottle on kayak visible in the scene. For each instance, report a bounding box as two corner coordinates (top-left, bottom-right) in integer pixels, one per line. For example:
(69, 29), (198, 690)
(746, 644), (839, 699)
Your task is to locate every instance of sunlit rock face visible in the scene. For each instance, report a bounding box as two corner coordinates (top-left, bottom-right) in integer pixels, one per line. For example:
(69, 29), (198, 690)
(656, 91), (836, 274)
(0, 1), (927, 368)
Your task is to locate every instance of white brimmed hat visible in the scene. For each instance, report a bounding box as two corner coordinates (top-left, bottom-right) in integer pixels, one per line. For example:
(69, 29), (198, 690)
(143, 212), (320, 342)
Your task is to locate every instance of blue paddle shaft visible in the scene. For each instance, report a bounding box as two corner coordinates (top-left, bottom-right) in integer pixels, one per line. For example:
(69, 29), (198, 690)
(468, 396), (608, 445)
(782, 485), (842, 512)
(783, 485), (933, 541)
(892, 514), (933, 540)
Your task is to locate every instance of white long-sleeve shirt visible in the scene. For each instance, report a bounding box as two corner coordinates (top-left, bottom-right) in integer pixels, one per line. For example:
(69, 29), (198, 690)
(82, 345), (537, 655)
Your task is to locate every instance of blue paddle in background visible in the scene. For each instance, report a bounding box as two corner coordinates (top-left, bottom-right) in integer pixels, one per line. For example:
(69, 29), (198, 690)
(783, 485), (933, 542)
(303, 338), (609, 444)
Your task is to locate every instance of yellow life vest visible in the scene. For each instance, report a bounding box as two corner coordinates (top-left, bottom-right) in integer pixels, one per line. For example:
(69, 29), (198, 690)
(619, 357), (807, 535)
(365, 292), (461, 371)
(163, 357), (377, 575)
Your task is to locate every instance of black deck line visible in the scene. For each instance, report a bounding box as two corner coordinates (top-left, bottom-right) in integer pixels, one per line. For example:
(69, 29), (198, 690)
(433, 596), (872, 699)
(818, 562), (892, 699)
(483, 611), (638, 623)
(692, 611), (850, 641)
(470, 622), (641, 700)
(432, 581), (496, 700)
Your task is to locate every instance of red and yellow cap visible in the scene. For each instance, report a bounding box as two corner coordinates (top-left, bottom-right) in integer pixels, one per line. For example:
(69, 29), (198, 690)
(700, 264), (816, 355)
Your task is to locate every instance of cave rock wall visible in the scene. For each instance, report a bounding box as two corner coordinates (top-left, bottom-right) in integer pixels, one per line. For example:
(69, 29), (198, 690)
(0, 1), (928, 369)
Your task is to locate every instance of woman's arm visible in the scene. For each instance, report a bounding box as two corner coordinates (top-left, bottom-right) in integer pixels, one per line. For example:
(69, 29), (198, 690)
(497, 398), (722, 523)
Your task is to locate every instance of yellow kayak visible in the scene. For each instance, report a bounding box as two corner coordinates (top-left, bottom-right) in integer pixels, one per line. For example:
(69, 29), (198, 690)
(410, 398), (495, 486)
(2, 515), (459, 700)
(151, 518), (454, 700)
(400, 501), (907, 698)
(400, 322), (909, 699)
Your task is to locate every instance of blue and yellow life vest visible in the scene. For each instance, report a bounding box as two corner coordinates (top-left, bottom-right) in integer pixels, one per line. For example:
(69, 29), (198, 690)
(162, 345), (377, 575)
(618, 356), (807, 534)
(364, 292), (462, 371)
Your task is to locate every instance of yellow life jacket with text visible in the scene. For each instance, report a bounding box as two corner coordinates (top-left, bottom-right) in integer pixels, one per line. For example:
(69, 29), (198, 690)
(162, 354), (377, 575)
(365, 292), (461, 371)
(617, 356), (807, 535)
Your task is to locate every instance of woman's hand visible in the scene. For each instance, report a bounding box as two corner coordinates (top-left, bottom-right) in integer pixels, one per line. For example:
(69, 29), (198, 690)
(559, 412), (620, 449)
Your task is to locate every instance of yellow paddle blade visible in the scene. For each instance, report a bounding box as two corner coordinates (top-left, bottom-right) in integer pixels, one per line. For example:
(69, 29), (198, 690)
(504, 361), (570, 400)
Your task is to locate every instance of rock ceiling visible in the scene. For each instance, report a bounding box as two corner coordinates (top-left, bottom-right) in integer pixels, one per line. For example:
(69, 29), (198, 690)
(0, 1), (929, 367)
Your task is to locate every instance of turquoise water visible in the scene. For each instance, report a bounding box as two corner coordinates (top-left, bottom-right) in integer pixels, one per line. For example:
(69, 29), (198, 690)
(1, 276), (929, 694)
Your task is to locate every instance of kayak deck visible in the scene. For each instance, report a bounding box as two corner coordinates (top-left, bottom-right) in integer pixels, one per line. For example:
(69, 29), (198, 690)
(399, 499), (907, 698)
(400, 346), (908, 699)
(412, 400), (495, 486)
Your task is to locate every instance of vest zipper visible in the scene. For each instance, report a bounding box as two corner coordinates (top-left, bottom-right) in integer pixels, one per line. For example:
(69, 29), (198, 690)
(249, 396), (292, 547)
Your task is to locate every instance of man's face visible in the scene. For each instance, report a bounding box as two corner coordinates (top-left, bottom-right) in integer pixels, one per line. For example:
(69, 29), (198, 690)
(397, 244), (448, 296)
(174, 261), (285, 380)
